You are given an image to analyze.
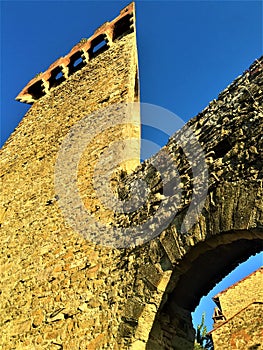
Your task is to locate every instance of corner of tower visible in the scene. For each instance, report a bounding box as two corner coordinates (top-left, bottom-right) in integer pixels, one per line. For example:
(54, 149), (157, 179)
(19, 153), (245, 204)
(15, 2), (139, 107)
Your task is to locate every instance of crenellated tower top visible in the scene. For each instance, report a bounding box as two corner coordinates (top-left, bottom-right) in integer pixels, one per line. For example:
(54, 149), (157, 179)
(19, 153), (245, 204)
(16, 2), (135, 104)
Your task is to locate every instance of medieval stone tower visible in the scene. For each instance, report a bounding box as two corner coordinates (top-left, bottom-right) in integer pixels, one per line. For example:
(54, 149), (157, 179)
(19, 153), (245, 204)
(0, 2), (262, 350)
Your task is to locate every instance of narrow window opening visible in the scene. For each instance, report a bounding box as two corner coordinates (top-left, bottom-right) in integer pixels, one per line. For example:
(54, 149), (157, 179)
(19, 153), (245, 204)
(73, 57), (83, 67)
(28, 80), (45, 100)
(93, 40), (107, 54)
(89, 35), (109, 58)
(68, 51), (86, 75)
(55, 71), (63, 80)
(48, 66), (65, 88)
(113, 14), (133, 41)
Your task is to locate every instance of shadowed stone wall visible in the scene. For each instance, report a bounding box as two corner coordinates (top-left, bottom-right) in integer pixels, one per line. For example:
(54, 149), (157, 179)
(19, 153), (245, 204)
(0, 2), (262, 349)
(115, 56), (263, 350)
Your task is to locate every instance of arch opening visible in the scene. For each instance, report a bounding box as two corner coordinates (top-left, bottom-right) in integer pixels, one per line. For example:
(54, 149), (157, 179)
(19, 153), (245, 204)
(145, 231), (262, 350)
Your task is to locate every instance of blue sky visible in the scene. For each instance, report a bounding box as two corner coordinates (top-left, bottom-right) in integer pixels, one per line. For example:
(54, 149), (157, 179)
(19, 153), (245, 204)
(1, 0), (262, 332)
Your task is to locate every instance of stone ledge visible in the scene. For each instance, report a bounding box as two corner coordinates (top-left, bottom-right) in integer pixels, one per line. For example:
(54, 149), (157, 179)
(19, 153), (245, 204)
(16, 2), (135, 104)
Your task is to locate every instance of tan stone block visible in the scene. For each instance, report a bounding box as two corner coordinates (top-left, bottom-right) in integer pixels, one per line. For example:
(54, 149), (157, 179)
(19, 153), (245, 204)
(11, 319), (31, 336)
(62, 251), (74, 259)
(52, 265), (63, 273)
(134, 304), (157, 342)
(32, 314), (44, 327)
(45, 330), (59, 340)
(130, 340), (146, 350)
(157, 271), (172, 292)
(78, 319), (92, 330)
(67, 320), (74, 332)
(86, 264), (100, 278)
(87, 333), (106, 350)
(35, 335), (44, 344)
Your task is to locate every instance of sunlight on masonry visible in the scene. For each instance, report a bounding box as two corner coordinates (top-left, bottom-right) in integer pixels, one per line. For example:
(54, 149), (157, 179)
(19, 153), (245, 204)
(192, 252), (262, 332)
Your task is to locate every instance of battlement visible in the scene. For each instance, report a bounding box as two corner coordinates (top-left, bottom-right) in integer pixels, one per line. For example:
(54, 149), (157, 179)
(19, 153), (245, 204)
(16, 2), (135, 104)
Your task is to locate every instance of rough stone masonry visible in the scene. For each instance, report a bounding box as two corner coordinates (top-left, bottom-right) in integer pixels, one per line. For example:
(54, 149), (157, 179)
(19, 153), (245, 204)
(0, 2), (262, 350)
(210, 267), (263, 349)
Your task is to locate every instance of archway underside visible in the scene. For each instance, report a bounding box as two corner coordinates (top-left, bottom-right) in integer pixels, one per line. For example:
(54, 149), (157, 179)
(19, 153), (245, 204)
(145, 231), (262, 350)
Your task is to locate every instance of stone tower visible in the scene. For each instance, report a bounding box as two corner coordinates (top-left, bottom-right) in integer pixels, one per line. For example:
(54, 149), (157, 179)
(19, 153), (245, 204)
(209, 267), (263, 349)
(1, 2), (262, 350)
(0, 3), (142, 349)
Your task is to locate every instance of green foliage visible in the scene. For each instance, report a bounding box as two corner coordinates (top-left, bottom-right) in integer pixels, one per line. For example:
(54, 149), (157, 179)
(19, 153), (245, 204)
(194, 312), (214, 350)
(34, 72), (43, 79)
(79, 38), (88, 44)
(196, 312), (207, 346)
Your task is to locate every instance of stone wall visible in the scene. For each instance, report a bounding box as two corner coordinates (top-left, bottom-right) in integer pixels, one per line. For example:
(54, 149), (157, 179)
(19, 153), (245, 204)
(0, 3), (141, 349)
(210, 267), (263, 349)
(211, 302), (263, 350)
(213, 267), (263, 321)
(121, 55), (263, 350)
(0, 2), (262, 349)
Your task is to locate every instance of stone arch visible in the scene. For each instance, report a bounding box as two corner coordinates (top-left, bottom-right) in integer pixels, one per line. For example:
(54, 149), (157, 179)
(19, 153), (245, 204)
(120, 56), (263, 349)
(145, 233), (262, 350)
(127, 179), (262, 349)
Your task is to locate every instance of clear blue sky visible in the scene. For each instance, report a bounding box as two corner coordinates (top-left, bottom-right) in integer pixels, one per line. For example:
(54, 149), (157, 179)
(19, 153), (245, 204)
(1, 0), (262, 332)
